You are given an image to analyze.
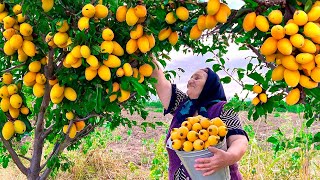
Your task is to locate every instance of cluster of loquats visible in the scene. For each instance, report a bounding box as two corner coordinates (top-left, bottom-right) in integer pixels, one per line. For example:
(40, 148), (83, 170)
(1, 73), (29, 140)
(162, 5), (189, 45)
(171, 115), (228, 152)
(116, 5), (156, 54)
(251, 84), (268, 106)
(244, 1), (320, 106)
(1, 3), (36, 61)
(190, 0), (231, 40)
(62, 112), (85, 139)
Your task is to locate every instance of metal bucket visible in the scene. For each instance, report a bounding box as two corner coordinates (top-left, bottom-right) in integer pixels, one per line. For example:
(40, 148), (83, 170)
(167, 138), (230, 180)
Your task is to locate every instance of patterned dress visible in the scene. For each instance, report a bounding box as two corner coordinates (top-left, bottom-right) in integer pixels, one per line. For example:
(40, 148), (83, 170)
(164, 84), (248, 180)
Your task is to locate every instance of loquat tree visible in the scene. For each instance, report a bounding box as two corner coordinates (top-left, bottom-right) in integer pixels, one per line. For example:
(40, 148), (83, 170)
(0, 0), (319, 179)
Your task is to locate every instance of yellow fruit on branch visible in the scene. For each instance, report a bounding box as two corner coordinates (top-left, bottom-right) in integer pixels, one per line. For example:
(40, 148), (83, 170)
(205, 15), (217, 29)
(4, 41), (16, 56)
(29, 61), (41, 73)
(118, 88), (130, 102)
(63, 123), (77, 139)
(243, 12), (256, 32)
(139, 64), (153, 77)
(56, 20), (69, 33)
(259, 93), (268, 103)
(116, 68), (125, 77)
(271, 65), (285, 81)
(98, 65), (111, 81)
(165, 12), (177, 24)
(158, 27), (172, 41)
(295, 53), (314, 64)
(123, 63), (133, 77)
(33, 83), (45, 98)
(2, 73), (13, 85)
(134, 5), (147, 18)
(299, 39), (316, 54)
(13, 120), (26, 134)
(271, 25), (285, 40)
(284, 69), (300, 87)
(2, 121), (15, 140)
(307, 6), (320, 22)
(102, 28), (114, 41)
(190, 24), (202, 40)
(303, 22), (320, 38)
(286, 88), (300, 105)
(290, 34), (305, 48)
(255, 15), (269, 32)
(100, 40), (114, 54)
(10, 94), (22, 109)
(130, 24), (144, 40)
(20, 106), (29, 115)
(126, 7), (139, 26)
(94, 4), (108, 19)
(277, 38), (292, 55)
(116, 6), (127, 22)
(112, 41), (124, 56)
(64, 87), (77, 101)
(176, 6), (189, 21)
(22, 40), (36, 57)
(7, 84), (18, 95)
(268, 10), (283, 24)
(252, 97), (260, 106)
(137, 36), (150, 53)
(215, 5), (228, 23)
(66, 112), (74, 120)
(9, 34), (23, 50)
(207, 0), (220, 15)
(293, 10), (308, 26)
(86, 55), (99, 67)
(20, 23), (33, 36)
(260, 37), (278, 56)
(284, 23), (299, 35)
(78, 17), (90, 31)
(85, 67), (97, 81)
(299, 75), (318, 89)
(42, 0), (54, 12)
(82, 4), (95, 18)
(311, 67), (320, 82)
(80, 45), (91, 58)
(197, 15), (206, 31)
(0, 98), (10, 112)
(252, 84), (262, 94)
(126, 39), (138, 54)
(103, 54), (121, 68)
(169, 31), (179, 46)
(75, 121), (85, 131)
(50, 83), (65, 99)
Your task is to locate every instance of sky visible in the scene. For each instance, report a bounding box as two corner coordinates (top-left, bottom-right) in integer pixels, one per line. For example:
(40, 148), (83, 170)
(152, 0), (256, 101)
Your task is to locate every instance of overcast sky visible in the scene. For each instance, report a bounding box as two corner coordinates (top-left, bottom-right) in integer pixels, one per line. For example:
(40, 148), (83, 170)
(154, 0), (257, 101)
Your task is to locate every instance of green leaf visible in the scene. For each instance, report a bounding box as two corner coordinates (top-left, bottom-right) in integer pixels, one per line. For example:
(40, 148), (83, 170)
(304, 0), (313, 13)
(267, 136), (278, 144)
(212, 64), (222, 72)
(248, 72), (265, 83)
(220, 76), (232, 84)
(314, 132), (320, 142)
(131, 79), (147, 96)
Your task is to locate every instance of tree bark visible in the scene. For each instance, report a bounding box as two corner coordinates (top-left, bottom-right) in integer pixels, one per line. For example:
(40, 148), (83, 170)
(28, 49), (54, 180)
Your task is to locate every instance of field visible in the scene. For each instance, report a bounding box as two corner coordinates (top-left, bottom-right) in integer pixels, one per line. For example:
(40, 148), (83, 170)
(1, 101), (320, 180)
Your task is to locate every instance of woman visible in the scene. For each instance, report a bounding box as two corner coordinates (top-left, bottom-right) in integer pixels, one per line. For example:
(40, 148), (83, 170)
(151, 60), (249, 180)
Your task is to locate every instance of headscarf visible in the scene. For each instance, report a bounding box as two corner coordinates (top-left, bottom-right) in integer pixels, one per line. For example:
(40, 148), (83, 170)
(175, 68), (227, 124)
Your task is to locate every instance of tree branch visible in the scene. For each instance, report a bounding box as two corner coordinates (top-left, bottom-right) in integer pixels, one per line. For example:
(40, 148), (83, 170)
(41, 124), (54, 140)
(18, 154), (32, 162)
(246, 44), (276, 69)
(0, 136), (28, 175)
(73, 113), (104, 122)
(1, 62), (26, 73)
(254, 0), (286, 7)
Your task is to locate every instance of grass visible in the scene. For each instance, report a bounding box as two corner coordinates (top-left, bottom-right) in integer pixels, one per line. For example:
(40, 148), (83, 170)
(1, 105), (319, 179)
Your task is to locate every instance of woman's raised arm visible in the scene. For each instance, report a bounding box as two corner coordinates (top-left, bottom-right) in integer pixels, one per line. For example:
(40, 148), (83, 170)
(151, 59), (172, 110)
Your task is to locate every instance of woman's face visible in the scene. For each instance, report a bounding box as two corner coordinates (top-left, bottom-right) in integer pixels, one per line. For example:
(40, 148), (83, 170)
(187, 69), (208, 99)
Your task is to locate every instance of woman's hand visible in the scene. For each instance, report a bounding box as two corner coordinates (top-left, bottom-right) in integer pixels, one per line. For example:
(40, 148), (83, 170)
(194, 146), (233, 176)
